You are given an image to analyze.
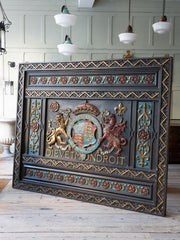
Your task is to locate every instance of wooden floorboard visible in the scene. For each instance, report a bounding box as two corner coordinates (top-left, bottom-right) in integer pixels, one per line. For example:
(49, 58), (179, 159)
(0, 157), (180, 240)
(0, 179), (10, 192)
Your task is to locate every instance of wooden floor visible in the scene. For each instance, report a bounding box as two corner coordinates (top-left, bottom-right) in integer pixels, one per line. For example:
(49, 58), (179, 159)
(0, 156), (180, 240)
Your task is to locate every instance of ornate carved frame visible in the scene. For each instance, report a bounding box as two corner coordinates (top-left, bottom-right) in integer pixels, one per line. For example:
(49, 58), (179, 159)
(13, 57), (173, 216)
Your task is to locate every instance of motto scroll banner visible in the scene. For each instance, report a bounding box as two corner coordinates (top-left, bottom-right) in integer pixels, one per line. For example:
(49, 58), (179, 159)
(13, 57), (173, 216)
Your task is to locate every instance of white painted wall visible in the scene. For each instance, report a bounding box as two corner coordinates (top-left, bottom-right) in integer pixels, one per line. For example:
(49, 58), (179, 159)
(0, 0), (180, 119)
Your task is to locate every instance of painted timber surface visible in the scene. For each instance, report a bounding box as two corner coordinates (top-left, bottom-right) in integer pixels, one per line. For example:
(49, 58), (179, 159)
(13, 57), (173, 216)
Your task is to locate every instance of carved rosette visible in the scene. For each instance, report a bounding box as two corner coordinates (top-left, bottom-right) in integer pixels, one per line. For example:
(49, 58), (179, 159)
(145, 75), (154, 83)
(90, 179), (97, 187)
(95, 76), (101, 84)
(50, 101), (60, 112)
(30, 77), (37, 84)
(57, 174), (63, 181)
(50, 77), (57, 84)
(118, 76), (127, 83)
(61, 77), (67, 84)
(25, 168), (151, 197)
(102, 180), (109, 189)
(30, 122), (39, 132)
(78, 177), (85, 185)
(29, 73), (155, 86)
(138, 129), (150, 142)
(107, 76), (114, 83)
(127, 184), (135, 193)
(83, 76), (90, 84)
(141, 187), (149, 195)
(114, 182), (121, 191)
(132, 75), (140, 83)
(41, 77), (47, 84)
(68, 175), (74, 183)
(71, 77), (78, 84)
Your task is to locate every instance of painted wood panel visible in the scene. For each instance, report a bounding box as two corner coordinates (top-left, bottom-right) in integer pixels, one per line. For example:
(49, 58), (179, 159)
(71, 15), (89, 48)
(91, 53), (111, 60)
(24, 52), (44, 62)
(171, 90), (180, 119)
(45, 15), (62, 46)
(71, 53), (90, 61)
(24, 15), (44, 45)
(91, 15), (109, 48)
(112, 15), (127, 47)
(44, 53), (63, 62)
(174, 16), (180, 47)
(133, 15), (151, 49)
(173, 54), (180, 87)
(6, 14), (24, 47)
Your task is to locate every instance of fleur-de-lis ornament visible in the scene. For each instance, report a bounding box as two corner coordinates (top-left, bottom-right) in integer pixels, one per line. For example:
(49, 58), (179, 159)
(114, 103), (127, 116)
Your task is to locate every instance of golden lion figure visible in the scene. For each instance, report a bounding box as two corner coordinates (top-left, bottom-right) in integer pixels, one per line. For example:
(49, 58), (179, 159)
(47, 113), (69, 148)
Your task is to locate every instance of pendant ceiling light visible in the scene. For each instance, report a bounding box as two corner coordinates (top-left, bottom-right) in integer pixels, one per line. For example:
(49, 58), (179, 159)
(0, 1), (12, 54)
(152, 0), (171, 34)
(54, 5), (77, 27)
(118, 0), (137, 45)
(57, 35), (78, 56)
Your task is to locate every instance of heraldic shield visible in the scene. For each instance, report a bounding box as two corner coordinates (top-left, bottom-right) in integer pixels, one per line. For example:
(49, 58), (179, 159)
(72, 120), (97, 147)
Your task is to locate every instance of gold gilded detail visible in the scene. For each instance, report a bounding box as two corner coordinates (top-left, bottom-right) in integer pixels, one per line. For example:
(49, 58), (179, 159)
(13, 58), (171, 215)
(114, 103), (127, 116)
(29, 99), (41, 154)
(138, 103), (151, 128)
(25, 90), (160, 99)
(22, 156), (156, 180)
(136, 103), (151, 167)
(47, 110), (70, 148)
(136, 141), (150, 167)
(123, 50), (134, 59)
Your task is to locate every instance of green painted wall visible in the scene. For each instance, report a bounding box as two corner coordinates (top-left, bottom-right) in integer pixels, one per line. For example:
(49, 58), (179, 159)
(0, 0), (180, 119)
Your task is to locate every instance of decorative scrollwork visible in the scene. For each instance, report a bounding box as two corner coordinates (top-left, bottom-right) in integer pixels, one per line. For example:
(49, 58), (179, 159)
(136, 102), (152, 168)
(29, 99), (41, 155)
(137, 103), (151, 128)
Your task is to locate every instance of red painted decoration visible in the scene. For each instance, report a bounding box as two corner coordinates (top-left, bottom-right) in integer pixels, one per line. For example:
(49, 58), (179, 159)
(138, 129), (150, 142)
(30, 122), (39, 132)
(100, 114), (127, 156)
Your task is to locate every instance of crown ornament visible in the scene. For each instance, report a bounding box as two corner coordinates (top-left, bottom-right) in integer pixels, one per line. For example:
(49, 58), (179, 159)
(73, 101), (100, 116)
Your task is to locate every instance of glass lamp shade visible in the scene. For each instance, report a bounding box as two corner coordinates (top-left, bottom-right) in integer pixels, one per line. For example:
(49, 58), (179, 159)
(54, 5), (77, 27)
(0, 22), (6, 54)
(152, 21), (171, 34)
(57, 43), (77, 56)
(4, 81), (14, 95)
(118, 32), (137, 44)
(57, 35), (77, 56)
(54, 14), (77, 27)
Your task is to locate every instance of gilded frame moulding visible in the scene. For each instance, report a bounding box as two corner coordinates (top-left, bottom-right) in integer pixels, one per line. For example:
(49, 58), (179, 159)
(13, 57), (173, 216)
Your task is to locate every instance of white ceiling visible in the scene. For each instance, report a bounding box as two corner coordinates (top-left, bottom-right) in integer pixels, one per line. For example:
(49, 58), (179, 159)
(78, 0), (95, 8)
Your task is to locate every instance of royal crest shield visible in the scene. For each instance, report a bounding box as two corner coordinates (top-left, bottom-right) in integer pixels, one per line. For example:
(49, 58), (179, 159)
(72, 120), (97, 147)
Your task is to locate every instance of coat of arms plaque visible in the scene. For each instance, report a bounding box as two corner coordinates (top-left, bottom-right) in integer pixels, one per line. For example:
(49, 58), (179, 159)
(13, 57), (173, 216)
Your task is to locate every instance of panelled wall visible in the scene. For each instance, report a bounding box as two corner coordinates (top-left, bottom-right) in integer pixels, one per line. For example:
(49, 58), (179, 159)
(0, 0), (180, 119)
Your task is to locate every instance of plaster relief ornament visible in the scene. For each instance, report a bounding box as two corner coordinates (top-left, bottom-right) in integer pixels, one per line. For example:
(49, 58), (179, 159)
(99, 113), (127, 156)
(50, 101), (60, 112)
(46, 101), (127, 160)
(67, 101), (102, 160)
(46, 111), (70, 148)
